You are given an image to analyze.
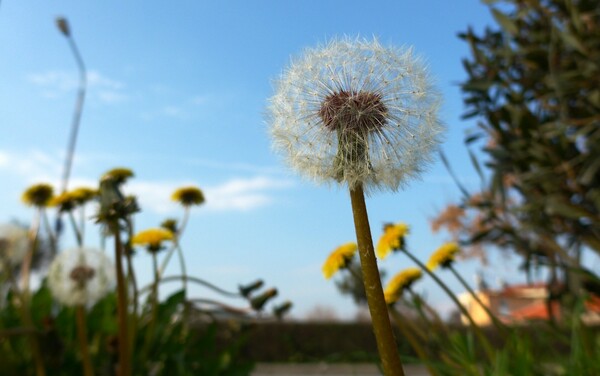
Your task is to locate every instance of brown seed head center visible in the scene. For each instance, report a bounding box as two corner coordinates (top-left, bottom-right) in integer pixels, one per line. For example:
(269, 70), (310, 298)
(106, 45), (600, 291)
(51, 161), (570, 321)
(319, 90), (387, 132)
(70, 265), (96, 286)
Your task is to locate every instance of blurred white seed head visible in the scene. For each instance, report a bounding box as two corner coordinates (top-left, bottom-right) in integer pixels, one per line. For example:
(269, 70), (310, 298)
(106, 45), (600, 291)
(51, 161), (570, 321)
(48, 247), (115, 307)
(267, 36), (444, 192)
(0, 224), (29, 271)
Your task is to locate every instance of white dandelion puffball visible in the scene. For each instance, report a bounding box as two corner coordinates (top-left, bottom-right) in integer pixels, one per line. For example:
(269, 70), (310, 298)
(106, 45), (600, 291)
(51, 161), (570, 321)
(0, 223), (29, 270)
(267, 37), (444, 192)
(48, 247), (115, 307)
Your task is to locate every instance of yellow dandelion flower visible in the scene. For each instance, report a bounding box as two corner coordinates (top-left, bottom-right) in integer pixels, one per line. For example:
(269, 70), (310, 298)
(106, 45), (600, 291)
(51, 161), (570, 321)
(69, 187), (98, 204)
(322, 242), (358, 279)
(131, 228), (173, 252)
(22, 183), (54, 208)
(171, 186), (205, 206)
(427, 242), (460, 271)
(50, 192), (77, 212)
(101, 167), (134, 184)
(384, 267), (422, 305)
(376, 222), (409, 259)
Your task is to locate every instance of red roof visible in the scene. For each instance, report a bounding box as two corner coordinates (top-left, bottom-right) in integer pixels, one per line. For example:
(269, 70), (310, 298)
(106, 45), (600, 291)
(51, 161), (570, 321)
(511, 301), (561, 320)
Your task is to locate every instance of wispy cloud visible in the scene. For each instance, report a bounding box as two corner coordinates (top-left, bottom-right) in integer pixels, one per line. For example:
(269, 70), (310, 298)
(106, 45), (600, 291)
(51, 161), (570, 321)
(141, 93), (215, 121)
(26, 70), (128, 104)
(0, 149), (293, 214)
(127, 176), (293, 214)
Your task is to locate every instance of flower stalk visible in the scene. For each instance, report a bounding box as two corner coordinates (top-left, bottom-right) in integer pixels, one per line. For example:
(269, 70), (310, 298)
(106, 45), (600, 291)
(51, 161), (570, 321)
(448, 264), (509, 336)
(114, 232), (131, 376)
(402, 249), (494, 360)
(350, 184), (404, 376)
(75, 306), (94, 376)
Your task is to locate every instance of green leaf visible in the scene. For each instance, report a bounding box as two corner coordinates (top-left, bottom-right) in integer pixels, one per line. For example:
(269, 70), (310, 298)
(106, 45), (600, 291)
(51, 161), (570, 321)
(491, 8), (518, 35)
(559, 30), (587, 54)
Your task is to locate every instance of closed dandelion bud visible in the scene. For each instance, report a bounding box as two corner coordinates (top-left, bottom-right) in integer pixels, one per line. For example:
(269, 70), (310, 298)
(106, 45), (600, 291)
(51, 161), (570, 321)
(96, 176), (139, 225)
(48, 247), (115, 307)
(250, 288), (278, 311)
(56, 17), (70, 37)
(160, 218), (178, 234)
(273, 301), (293, 319)
(239, 279), (264, 298)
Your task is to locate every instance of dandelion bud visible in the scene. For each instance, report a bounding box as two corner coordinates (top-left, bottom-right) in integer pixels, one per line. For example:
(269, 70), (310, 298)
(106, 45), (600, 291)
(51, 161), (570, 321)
(250, 288), (278, 311)
(273, 301), (293, 319)
(56, 17), (70, 37)
(239, 279), (264, 298)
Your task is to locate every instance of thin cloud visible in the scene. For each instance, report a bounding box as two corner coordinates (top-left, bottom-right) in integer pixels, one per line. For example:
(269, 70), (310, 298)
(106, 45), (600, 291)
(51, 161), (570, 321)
(0, 149), (293, 213)
(128, 176), (293, 214)
(26, 69), (128, 104)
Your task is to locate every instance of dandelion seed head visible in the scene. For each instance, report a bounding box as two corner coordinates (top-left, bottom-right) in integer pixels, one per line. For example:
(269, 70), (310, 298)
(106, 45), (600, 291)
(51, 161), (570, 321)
(0, 224), (29, 269)
(48, 247), (115, 307)
(267, 37), (444, 192)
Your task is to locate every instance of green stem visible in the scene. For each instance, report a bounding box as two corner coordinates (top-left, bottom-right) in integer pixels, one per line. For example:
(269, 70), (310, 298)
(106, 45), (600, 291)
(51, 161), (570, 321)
(20, 209), (41, 292)
(406, 289), (447, 337)
(8, 258), (45, 376)
(41, 210), (57, 254)
(402, 249), (495, 361)
(114, 232), (131, 376)
(143, 252), (160, 359)
(138, 275), (240, 298)
(448, 265), (509, 336)
(389, 308), (437, 376)
(75, 306), (94, 376)
(349, 185), (405, 376)
(158, 208), (190, 280)
(68, 210), (83, 247)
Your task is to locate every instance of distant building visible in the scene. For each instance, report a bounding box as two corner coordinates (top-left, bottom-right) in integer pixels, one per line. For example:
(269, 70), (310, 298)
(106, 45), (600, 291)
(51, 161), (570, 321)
(458, 282), (600, 325)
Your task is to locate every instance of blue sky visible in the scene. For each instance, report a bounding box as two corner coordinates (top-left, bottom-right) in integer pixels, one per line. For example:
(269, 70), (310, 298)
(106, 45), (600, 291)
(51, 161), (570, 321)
(0, 1), (530, 319)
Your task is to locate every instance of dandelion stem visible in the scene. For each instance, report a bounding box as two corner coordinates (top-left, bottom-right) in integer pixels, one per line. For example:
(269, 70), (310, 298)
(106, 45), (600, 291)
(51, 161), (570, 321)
(138, 275), (240, 298)
(114, 232), (131, 376)
(349, 184), (404, 376)
(7, 258), (46, 376)
(75, 306), (94, 376)
(402, 249), (495, 360)
(388, 307), (437, 376)
(20, 208), (41, 292)
(69, 211), (83, 247)
(448, 264), (509, 336)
